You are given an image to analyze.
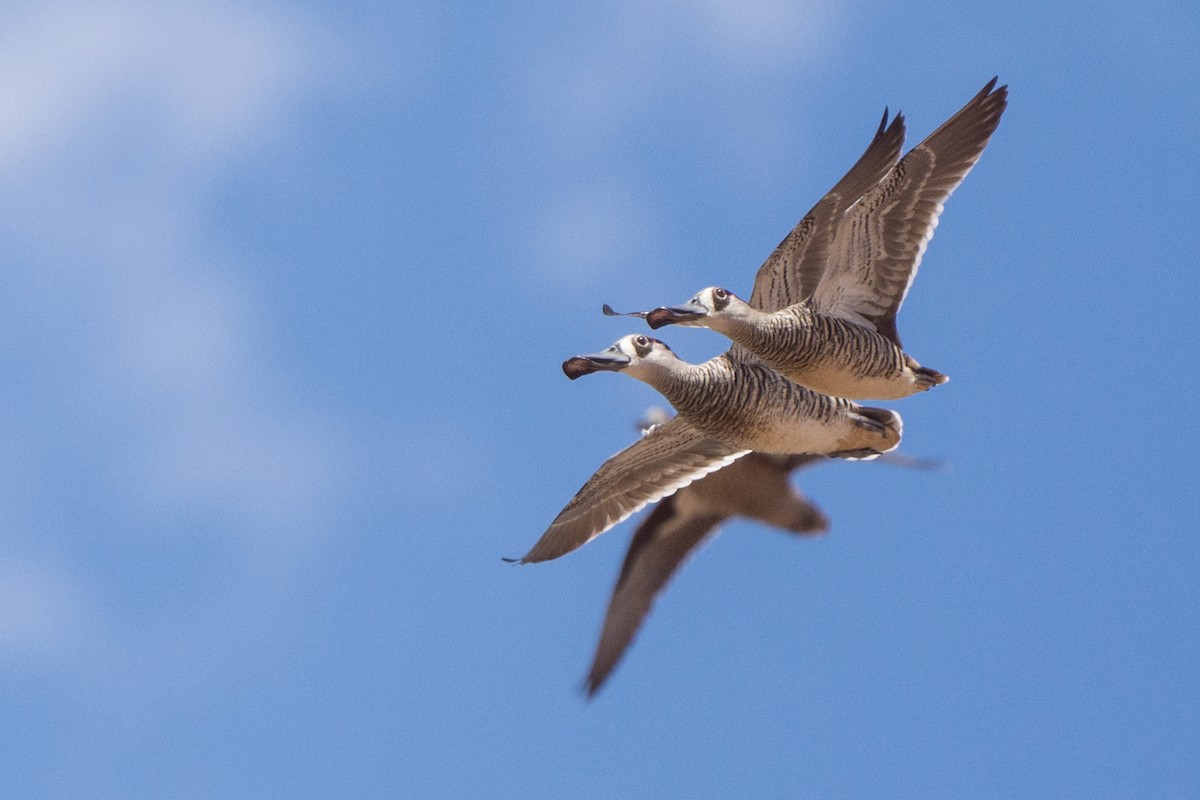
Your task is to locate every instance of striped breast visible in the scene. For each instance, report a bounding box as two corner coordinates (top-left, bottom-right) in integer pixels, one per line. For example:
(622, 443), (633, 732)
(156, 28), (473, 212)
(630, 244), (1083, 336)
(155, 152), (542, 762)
(653, 356), (875, 454)
(738, 306), (916, 400)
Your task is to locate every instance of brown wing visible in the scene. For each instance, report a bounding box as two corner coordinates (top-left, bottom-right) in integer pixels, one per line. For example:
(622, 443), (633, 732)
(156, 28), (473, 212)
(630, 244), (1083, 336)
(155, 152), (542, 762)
(688, 452), (828, 532)
(749, 109), (906, 312)
(583, 453), (827, 696)
(513, 417), (747, 564)
(815, 78), (1008, 346)
(584, 495), (725, 696)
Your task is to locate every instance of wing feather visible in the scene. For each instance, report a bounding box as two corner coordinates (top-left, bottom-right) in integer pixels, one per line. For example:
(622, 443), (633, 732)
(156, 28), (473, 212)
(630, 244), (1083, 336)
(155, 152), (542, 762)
(816, 78), (1008, 345)
(583, 451), (827, 695)
(749, 109), (906, 312)
(584, 497), (725, 696)
(515, 418), (747, 564)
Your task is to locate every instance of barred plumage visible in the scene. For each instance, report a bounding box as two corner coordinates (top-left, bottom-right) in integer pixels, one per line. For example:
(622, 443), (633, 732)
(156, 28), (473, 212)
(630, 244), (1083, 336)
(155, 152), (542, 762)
(694, 295), (934, 400)
(512, 78), (1006, 701)
(517, 78), (1005, 568)
(565, 336), (901, 458)
(514, 331), (900, 566)
(625, 79), (1006, 400)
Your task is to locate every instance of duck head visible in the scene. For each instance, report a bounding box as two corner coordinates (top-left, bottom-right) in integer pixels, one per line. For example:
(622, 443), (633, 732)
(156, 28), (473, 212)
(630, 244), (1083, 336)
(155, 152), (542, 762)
(644, 286), (743, 329)
(562, 334), (678, 380)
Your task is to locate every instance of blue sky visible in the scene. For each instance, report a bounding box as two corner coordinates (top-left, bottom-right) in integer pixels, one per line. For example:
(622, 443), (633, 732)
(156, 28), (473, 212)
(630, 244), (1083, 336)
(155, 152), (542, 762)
(1, 0), (1197, 797)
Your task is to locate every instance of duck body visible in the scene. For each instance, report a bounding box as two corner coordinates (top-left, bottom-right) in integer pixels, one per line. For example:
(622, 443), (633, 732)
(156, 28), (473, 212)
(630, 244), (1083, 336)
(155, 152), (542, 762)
(566, 335), (902, 459)
(696, 296), (946, 400)
(622, 79), (1008, 403)
(652, 353), (902, 456)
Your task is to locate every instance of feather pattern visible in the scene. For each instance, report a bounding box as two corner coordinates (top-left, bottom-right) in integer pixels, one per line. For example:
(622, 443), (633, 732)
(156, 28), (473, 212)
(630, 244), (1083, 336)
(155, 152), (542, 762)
(514, 417), (747, 564)
(816, 78), (1008, 346)
(517, 81), (1002, 567)
(750, 109), (906, 313)
(584, 452), (827, 695)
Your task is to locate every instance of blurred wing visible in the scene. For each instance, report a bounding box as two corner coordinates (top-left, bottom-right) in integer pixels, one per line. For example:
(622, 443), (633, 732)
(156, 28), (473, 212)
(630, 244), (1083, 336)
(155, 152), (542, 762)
(584, 495), (726, 696)
(761, 453), (826, 473)
(692, 451), (829, 534)
(816, 78), (1008, 346)
(584, 451), (829, 695)
(749, 109), (906, 312)
(514, 418), (748, 564)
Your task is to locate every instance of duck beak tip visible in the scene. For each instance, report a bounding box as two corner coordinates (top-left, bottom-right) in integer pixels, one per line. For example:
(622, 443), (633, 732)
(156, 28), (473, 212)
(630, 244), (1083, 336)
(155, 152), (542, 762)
(562, 353), (629, 379)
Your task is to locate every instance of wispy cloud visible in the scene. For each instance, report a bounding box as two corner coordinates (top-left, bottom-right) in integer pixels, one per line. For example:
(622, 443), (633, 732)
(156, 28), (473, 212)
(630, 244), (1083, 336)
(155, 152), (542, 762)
(683, 0), (840, 67)
(0, 1), (348, 657)
(0, 0), (321, 176)
(526, 180), (665, 297)
(0, 559), (95, 660)
(507, 0), (844, 290)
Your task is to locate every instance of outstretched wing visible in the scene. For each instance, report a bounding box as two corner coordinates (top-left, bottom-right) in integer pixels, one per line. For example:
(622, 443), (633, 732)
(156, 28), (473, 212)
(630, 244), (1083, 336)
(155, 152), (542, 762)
(513, 417), (748, 564)
(815, 78), (1008, 346)
(749, 109), (906, 313)
(583, 452), (828, 696)
(584, 495), (726, 696)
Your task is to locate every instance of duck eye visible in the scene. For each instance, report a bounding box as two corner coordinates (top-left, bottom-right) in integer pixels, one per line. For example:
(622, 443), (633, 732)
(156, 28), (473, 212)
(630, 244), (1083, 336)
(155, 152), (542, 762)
(714, 288), (727, 299)
(635, 335), (649, 347)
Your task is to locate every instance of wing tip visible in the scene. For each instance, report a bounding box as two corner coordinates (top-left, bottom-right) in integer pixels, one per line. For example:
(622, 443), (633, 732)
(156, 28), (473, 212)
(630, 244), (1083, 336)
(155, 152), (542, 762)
(581, 673), (604, 699)
(978, 75), (1009, 115)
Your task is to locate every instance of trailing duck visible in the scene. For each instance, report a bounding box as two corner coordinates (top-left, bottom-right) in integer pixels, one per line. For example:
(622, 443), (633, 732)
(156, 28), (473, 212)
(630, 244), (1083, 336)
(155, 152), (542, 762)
(509, 334), (899, 566)
(561, 334), (902, 459)
(584, 446), (827, 696)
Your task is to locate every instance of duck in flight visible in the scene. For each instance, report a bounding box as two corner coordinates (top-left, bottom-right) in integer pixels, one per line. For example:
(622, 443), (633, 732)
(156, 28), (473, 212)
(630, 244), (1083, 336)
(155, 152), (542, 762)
(576, 409), (944, 696)
(584, 445), (829, 696)
(509, 333), (900, 564)
(607, 78), (1008, 401)
(509, 97), (912, 566)
(512, 79), (1005, 567)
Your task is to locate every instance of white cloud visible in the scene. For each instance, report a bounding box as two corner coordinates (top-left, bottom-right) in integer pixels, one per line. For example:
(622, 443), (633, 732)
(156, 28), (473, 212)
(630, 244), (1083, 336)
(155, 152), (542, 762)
(0, 0), (320, 177)
(0, 1), (349, 656)
(528, 180), (663, 296)
(0, 560), (93, 659)
(682, 0), (841, 67)
(510, 0), (845, 290)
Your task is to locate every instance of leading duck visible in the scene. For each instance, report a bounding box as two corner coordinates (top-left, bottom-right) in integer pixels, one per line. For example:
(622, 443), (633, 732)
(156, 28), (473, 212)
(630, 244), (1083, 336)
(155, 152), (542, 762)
(608, 78), (1007, 401)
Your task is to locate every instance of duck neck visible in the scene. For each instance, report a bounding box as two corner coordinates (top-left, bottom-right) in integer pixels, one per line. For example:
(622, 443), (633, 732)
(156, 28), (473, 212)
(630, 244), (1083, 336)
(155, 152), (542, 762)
(634, 357), (735, 419)
(723, 303), (813, 356)
(705, 303), (765, 344)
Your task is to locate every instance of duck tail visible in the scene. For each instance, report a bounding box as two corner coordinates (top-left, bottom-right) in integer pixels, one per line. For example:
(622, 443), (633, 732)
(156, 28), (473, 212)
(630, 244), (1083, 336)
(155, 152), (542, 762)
(855, 406), (903, 453)
(913, 365), (949, 390)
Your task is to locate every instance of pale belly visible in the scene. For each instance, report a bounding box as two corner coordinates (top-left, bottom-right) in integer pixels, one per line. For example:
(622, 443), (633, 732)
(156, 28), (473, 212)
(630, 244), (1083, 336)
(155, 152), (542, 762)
(737, 417), (857, 455)
(660, 357), (902, 456)
(682, 405), (874, 456)
(783, 361), (918, 401)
